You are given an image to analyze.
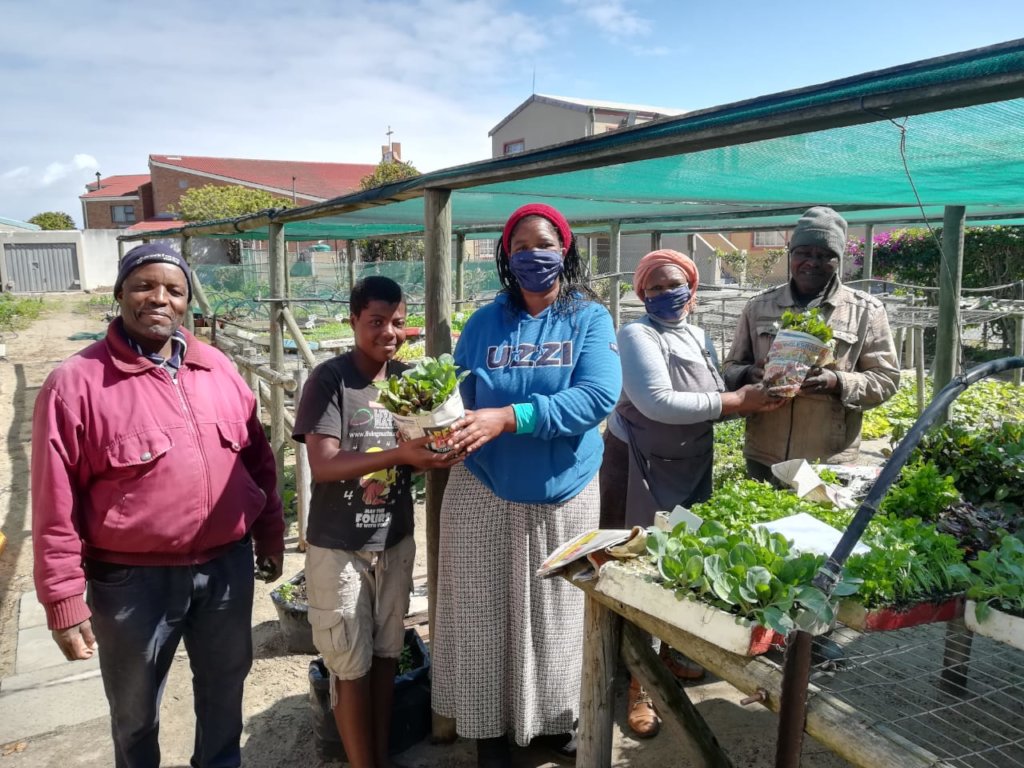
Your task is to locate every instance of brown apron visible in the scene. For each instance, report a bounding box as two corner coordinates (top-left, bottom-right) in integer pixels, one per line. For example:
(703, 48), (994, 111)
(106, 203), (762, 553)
(617, 320), (725, 527)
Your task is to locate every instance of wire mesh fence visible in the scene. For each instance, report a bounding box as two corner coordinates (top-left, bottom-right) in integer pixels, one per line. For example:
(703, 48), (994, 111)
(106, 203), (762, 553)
(814, 621), (1024, 767)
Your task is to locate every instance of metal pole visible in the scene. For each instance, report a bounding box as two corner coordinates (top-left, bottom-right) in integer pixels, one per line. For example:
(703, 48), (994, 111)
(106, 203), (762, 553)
(455, 232), (466, 305)
(650, 232), (661, 251)
(610, 221), (621, 329)
(268, 222), (287, 501)
(423, 188), (456, 743)
(1015, 315), (1024, 386)
(775, 631), (814, 768)
(915, 326), (926, 414)
(863, 224), (874, 283)
(933, 206), (965, 422)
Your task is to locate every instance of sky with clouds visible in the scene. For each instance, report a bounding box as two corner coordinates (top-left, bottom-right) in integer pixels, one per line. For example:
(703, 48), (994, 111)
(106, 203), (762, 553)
(2, 0), (1022, 226)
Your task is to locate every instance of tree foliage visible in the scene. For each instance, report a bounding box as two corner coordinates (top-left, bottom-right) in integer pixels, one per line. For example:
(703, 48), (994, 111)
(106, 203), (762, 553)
(854, 226), (1024, 291)
(357, 160), (422, 262)
(28, 211), (76, 230)
(853, 226), (1024, 351)
(174, 184), (291, 222)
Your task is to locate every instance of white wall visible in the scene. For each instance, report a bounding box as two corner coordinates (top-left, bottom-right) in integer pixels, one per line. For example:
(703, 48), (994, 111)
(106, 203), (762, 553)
(0, 230), (228, 292)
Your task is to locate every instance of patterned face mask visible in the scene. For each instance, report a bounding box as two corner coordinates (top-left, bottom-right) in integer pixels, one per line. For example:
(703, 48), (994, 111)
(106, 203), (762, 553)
(643, 284), (691, 320)
(509, 249), (564, 293)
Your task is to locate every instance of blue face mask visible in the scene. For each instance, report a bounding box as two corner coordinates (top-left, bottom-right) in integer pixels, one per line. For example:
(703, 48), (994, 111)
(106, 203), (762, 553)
(509, 249), (564, 293)
(644, 284), (691, 320)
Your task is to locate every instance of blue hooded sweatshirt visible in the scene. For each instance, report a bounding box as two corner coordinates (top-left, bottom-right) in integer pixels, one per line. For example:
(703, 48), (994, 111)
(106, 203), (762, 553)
(455, 293), (622, 504)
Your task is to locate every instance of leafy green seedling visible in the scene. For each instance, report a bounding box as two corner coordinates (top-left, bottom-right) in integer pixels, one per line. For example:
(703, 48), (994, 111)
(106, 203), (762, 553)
(375, 354), (469, 416)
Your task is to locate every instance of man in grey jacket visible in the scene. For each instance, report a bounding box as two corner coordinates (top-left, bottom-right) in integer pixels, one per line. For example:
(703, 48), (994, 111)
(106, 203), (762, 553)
(723, 206), (900, 482)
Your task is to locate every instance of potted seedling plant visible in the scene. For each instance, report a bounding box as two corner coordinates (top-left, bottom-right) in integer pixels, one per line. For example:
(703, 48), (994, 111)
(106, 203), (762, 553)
(376, 353), (469, 453)
(763, 308), (835, 397)
(270, 571), (317, 654)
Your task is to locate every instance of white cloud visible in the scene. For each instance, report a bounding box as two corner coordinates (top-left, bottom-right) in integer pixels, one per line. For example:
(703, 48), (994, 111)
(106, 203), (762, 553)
(562, 0), (651, 39)
(2, 167), (30, 181)
(39, 155), (99, 187)
(0, 0), (548, 223)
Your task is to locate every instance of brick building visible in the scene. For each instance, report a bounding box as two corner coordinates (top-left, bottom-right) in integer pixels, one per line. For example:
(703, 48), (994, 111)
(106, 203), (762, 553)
(80, 154), (379, 232)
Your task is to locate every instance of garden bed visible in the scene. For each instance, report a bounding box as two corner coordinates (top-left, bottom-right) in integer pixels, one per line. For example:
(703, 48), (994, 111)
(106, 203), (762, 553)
(965, 600), (1024, 652)
(837, 596), (964, 632)
(595, 563), (785, 656)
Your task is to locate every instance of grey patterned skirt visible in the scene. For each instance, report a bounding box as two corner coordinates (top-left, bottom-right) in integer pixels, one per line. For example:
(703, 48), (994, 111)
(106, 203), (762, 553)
(431, 464), (600, 746)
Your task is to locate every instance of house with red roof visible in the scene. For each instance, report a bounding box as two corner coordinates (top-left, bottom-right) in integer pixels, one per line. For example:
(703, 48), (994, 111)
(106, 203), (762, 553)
(80, 153), (382, 231)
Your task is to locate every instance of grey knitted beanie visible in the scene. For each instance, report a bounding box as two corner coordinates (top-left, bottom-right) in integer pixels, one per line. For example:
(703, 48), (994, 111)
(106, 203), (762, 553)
(789, 206), (848, 259)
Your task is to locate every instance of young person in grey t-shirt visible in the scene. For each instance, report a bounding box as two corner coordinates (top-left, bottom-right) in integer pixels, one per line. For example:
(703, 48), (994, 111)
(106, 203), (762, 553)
(293, 276), (459, 768)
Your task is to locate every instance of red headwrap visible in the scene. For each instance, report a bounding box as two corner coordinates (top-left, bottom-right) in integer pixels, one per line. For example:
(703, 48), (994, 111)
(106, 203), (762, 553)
(634, 249), (700, 312)
(501, 203), (573, 254)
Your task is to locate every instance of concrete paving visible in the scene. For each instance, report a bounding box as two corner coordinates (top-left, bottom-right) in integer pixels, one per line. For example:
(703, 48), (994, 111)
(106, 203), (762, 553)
(0, 591), (108, 746)
(0, 579), (433, 749)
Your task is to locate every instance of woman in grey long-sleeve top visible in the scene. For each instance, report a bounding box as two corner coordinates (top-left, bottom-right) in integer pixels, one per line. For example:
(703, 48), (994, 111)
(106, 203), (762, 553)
(598, 249), (784, 738)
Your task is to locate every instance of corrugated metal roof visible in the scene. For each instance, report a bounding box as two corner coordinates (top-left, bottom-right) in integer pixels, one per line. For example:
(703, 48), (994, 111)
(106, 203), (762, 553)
(0, 215), (41, 230)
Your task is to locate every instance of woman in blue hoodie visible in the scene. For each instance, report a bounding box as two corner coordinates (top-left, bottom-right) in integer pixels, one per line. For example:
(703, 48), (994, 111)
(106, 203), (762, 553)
(432, 203), (621, 766)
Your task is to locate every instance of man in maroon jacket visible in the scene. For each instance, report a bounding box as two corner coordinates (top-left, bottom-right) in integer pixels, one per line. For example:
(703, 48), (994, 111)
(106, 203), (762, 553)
(31, 243), (284, 768)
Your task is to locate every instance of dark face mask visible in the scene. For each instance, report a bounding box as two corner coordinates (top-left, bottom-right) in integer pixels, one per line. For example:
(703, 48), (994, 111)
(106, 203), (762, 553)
(509, 249), (564, 293)
(643, 284), (691, 320)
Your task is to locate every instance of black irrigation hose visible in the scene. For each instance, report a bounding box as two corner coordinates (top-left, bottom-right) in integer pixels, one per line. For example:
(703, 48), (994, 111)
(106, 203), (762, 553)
(813, 354), (1024, 594)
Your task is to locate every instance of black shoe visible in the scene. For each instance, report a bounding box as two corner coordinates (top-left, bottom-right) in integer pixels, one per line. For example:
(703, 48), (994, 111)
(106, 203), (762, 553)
(535, 724), (577, 763)
(477, 735), (512, 768)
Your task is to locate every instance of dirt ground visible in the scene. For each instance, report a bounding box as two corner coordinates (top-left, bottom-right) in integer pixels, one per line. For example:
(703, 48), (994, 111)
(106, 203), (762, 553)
(0, 295), (852, 767)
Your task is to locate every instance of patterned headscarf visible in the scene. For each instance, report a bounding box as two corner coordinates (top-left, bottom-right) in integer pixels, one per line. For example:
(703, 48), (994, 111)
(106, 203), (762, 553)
(633, 249), (699, 313)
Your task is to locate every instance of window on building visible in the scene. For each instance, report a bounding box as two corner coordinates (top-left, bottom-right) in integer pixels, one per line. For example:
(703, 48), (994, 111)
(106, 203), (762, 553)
(473, 239), (496, 259)
(503, 139), (525, 155)
(753, 230), (787, 248)
(111, 205), (136, 226)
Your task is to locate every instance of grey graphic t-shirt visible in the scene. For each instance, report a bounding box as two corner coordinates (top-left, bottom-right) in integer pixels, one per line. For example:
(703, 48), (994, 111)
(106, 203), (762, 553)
(292, 353), (414, 551)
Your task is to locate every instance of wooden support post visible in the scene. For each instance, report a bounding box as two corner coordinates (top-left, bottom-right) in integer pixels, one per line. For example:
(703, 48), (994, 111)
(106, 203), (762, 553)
(190, 268), (214, 319)
(933, 206), (965, 422)
(181, 236), (194, 333)
(588, 235), (597, 286)
(242, 346), (262, 423)
(863, 224), (874, 282)
(280, 305), (318, 370)
(621, 623), (734, 767)
(894, 327), (906, 369)
(293, 367), (311, 552)
(423, 189), (456, 742)
(347, 240), (357, 292)
(455, 232), (466, 305)
(609, 221), (621, 329)
(915, 327), (926, 415)
(268, 222), (287, 501)
(1015, 314), (1024, 386)
(577, 595), (621, 768)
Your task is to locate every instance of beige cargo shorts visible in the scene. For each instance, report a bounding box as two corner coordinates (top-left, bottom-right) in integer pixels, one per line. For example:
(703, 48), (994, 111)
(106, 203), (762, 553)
(304, 534), (415, 681)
